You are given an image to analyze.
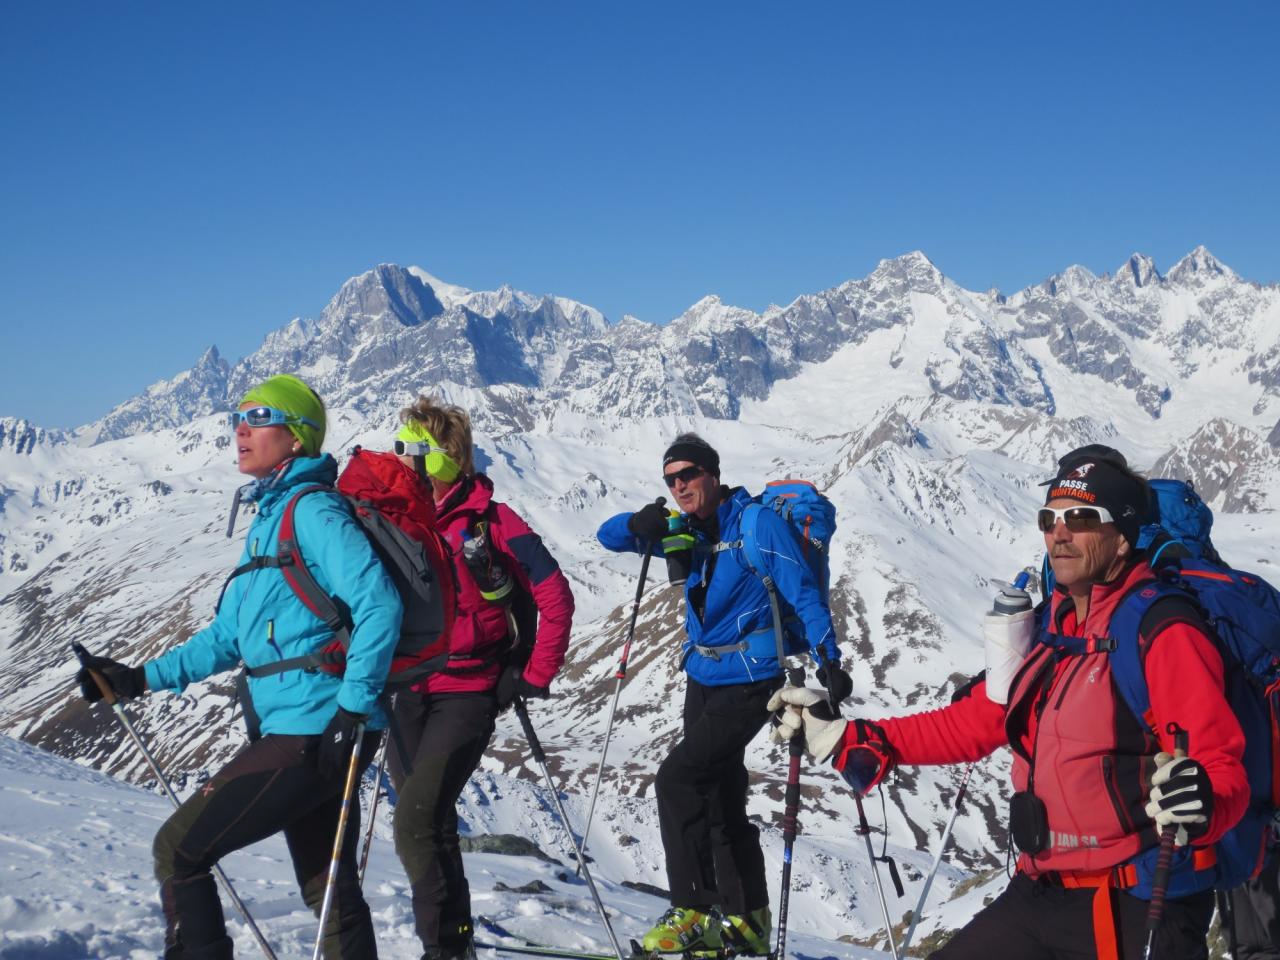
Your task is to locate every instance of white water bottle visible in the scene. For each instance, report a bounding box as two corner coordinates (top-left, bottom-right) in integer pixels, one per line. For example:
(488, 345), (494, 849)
(983, 571), (1034, 705)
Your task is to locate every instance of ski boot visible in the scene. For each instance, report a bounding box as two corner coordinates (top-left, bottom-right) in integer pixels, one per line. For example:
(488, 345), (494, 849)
(640, 906), (723, 955)
(718, 907), (771, 956)
(424, 920), (478, 960)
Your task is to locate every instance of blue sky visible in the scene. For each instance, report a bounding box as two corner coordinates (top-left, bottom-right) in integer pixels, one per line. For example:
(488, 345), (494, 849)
(2, 1), (1277, 428)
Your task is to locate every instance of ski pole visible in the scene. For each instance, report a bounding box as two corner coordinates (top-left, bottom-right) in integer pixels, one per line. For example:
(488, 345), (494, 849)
(1144, 724), (1189, 960)
(579, 500), (662, 874)
(357, 726), (391, 886)
(854, 793), (903, 960)
(71, 643), (279, 960)
(512, 696), (626, 960)
(901, 761), (975, 954)
(1216, 889), (1238, 960)
(902, 570), (1028, 951)
(774, 666), (807, 960)
(312, 721), (367, 960)
(819, 665), (902, 960)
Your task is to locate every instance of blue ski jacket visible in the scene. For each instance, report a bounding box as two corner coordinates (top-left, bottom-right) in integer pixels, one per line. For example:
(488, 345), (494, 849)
(144, 454), (403, 734)
(597, 486), (840, 686)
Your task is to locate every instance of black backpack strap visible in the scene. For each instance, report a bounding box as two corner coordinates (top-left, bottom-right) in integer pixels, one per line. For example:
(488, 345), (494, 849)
(234, 667), (264, 741)
(244, 648), (346, 678)
(381, 691), (414, 778)
(214, 556), (281, 613)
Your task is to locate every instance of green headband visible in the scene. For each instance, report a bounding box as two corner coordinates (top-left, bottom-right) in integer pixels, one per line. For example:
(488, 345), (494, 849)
(240, 374), (326, 456)
(396, 422), (461, 483)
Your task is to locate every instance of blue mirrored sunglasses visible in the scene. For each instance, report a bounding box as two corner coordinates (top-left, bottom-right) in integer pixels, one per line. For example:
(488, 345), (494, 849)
(229, 406), (320, 430)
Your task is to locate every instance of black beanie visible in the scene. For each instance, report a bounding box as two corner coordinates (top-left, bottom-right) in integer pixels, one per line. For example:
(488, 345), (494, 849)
(1043, 445), (1149, 546)
(663, 434), (720, 478)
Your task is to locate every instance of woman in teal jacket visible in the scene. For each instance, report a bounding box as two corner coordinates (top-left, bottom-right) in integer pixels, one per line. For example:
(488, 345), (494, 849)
(77, 374), (402, 960)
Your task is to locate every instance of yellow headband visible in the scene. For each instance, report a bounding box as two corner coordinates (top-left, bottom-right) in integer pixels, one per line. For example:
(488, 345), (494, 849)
(395, 422), (461, 483)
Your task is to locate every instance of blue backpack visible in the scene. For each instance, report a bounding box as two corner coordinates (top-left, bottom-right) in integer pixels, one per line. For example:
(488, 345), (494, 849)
(1136, 479), (1222, 566)
(1046, 478), (1280, 894)
(736, 479), (837, 664)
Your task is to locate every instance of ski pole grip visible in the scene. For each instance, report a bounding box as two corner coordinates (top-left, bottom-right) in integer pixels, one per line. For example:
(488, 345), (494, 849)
(72, 642), (119, 707)
(513, 698), (546, 763)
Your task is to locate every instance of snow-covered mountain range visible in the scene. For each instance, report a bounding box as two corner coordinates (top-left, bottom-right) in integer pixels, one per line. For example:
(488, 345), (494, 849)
(1, 247), (1277, 956)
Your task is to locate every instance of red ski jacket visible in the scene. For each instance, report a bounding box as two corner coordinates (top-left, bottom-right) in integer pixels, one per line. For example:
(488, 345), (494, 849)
(417, 474), (574, 695)
(834, 560), (1248, 878)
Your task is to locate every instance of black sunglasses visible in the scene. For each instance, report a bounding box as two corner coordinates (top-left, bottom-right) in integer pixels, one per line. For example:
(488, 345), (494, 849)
(663, 465), (705, 488)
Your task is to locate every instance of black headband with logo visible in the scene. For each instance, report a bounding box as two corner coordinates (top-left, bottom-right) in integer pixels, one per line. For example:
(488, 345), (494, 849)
(1043, 445), (1148, 545)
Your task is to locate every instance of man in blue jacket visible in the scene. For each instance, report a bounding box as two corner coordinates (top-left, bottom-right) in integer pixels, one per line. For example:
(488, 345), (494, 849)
(597, 433), (850, 956)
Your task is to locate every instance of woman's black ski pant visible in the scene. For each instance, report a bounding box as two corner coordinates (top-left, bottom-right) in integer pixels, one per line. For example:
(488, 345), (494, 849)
(152, 731), (380, 960)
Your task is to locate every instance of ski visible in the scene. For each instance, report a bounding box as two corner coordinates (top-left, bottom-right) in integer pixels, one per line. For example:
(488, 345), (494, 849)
(474, 940), (620, 960)
(475, 915), (616, 960)
(475, 916), (758, 960)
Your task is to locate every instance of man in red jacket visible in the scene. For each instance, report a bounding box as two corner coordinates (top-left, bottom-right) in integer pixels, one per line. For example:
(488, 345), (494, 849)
(770, 445), (1248, 960)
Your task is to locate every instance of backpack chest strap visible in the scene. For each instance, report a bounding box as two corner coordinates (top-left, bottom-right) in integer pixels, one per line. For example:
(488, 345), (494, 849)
(1044, 634), (1118, 656)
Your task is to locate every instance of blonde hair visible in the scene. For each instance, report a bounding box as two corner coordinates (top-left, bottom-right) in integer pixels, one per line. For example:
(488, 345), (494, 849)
(399, 395), (475, 476)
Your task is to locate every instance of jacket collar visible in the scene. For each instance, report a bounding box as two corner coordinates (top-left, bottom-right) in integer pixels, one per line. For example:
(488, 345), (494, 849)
(435, 473), (496, 524)
(248, 454), (338, 515)
(1050, 559), (1155, 637)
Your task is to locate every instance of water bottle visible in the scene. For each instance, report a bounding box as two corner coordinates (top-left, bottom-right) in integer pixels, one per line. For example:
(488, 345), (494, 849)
(461, 527), (514, 604)
(663, 510), (695, 587)
(991, 571), (1033, 616)
(984, 571), (1034, 704)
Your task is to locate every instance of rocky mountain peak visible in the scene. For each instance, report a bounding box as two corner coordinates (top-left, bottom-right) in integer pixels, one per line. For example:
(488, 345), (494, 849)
(872, 250), (943, 285)
(1167, 245), (1237, 285)
(319, 263), (445, 330)
(1120, 252), (1162, 288)
(0, 417), (66, 454)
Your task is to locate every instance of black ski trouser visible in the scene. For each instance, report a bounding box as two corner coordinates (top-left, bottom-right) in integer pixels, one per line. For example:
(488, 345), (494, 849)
(1225, 847), (1280, 960)
(655, 675), (781, 915)
(152, 731), (381, 960)
(930, 871), (1215, 960)
(388, 691), (497, 952)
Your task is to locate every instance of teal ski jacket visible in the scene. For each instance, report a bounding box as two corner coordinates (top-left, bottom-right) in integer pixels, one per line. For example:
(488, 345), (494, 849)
(144, 454), (403, 734)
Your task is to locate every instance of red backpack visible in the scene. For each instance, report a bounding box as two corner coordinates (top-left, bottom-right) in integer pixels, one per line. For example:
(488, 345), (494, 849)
(236, 448), (457, 689)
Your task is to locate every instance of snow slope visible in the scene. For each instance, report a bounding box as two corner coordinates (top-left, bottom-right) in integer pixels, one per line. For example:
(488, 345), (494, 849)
(0, 734), (892, 960)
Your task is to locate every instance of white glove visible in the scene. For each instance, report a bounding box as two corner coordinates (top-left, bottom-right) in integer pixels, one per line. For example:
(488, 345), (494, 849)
(766, 685), (848, 762)
(983, 605), (1035, 705)
(1144, 752), (1213, 847)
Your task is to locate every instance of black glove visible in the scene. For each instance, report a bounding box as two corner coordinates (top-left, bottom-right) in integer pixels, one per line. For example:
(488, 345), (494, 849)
(627, 501), (669, 542)
(77, 654), (147, 703)
(495, 664), (551, 711)
(816, 660), (853, 705)
(316, 707), (367, 780)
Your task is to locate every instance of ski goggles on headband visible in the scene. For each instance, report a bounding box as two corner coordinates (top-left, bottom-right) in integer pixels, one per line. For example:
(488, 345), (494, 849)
(1036, 504), (1116, 533)
(230, 406), (321, 430)
(393, 436), (461, 483)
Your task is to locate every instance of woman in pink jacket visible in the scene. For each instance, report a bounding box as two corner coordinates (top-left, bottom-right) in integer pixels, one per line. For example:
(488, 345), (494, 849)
(388, 395), (575, 960)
